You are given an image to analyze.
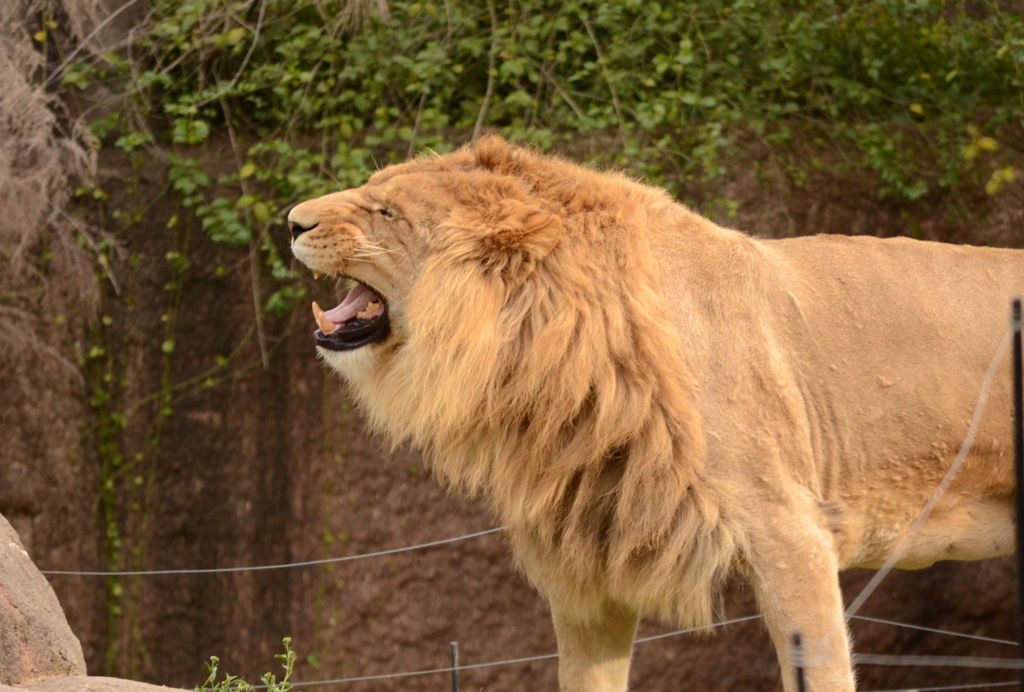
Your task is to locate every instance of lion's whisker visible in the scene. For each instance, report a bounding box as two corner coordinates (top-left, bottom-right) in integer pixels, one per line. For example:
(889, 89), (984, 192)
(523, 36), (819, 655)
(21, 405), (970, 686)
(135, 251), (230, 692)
(346, 255), (392, 263)
(351, 249), (397, 259)
(353, 239), (395, 252)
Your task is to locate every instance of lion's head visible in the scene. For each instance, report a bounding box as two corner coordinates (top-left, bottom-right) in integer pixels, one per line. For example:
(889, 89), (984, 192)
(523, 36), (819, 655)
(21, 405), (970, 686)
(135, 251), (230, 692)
(288, 137), (562, 366)
(289, 137), (736, 626)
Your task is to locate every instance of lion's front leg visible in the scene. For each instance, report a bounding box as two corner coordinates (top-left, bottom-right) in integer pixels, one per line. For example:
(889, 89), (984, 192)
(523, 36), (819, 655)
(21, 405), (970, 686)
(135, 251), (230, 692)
(551, 598), (639, 692)
(748, 511), (855, 692)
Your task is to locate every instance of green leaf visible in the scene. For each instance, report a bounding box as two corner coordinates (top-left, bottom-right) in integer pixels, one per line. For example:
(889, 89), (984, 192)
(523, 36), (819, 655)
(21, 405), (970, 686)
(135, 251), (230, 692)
(253, 202), (270, 223)
(225, 27), (247, 45)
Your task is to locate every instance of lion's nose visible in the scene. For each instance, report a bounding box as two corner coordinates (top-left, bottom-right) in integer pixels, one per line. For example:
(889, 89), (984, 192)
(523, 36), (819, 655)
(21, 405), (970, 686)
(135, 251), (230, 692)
(286, 203), (319, 239)
(288, 219), (318, 239)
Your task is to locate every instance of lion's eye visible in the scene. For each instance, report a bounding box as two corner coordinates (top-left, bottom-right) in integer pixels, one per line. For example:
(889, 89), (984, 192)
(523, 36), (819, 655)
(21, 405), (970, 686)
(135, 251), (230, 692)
(377, 207), (397, 220)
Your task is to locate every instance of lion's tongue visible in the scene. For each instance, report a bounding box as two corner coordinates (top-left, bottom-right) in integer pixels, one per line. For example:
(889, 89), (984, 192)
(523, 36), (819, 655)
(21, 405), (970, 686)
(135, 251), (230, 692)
(325, 283), (375, 323)
(312, 284), (384, 335)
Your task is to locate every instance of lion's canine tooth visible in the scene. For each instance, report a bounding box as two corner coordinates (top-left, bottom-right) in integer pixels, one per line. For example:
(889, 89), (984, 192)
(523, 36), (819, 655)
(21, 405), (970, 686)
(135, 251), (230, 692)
(313, 271), (320, 280)
(312, 301), (335, 334)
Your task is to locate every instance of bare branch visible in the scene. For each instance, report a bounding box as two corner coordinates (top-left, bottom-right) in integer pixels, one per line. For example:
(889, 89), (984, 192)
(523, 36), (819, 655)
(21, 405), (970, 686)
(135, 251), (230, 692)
(472, 0), (499, 141)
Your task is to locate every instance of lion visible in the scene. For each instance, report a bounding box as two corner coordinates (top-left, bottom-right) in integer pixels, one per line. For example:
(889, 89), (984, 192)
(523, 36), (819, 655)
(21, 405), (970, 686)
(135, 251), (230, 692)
(287, 136), (1023, 691)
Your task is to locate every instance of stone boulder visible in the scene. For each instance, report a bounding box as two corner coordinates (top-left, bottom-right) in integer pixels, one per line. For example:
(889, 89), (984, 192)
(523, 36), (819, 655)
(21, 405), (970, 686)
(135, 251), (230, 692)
(0, 678), (185, 692)
(0, 514), (85, 685)
(0, 514), (187, 692)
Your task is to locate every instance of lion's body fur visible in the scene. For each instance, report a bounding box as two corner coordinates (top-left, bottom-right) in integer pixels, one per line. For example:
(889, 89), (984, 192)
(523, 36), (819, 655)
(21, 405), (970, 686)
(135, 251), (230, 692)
(289, 137), (1024, 691)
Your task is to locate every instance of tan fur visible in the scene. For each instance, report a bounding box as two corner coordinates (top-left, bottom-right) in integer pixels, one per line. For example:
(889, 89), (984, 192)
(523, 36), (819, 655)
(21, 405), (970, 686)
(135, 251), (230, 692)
(289, 137), (1024, 691)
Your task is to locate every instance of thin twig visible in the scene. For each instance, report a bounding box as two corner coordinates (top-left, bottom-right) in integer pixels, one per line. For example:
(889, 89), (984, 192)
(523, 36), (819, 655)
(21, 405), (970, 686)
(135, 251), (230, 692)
(472, 0), (498, 141)
(407, 0), (455, 157)
(46, 0), (145, 86)
(582, 17), (623, 124)
(220, 96), (269, 370)
(407, 87), (430, 159)
(538, 64), (587, 122)
(192, 0), (268, 109)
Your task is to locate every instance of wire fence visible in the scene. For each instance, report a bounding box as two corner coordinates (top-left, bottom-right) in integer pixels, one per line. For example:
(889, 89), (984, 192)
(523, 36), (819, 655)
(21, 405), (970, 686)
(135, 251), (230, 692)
(39, 527), (506, 576)
(37, 313), (1022, 690)
(41, 514), (1024, 686)
(41, 526), (1022, 685)
(861, 683), (1017, 692)
(272, 613), (1021, 690)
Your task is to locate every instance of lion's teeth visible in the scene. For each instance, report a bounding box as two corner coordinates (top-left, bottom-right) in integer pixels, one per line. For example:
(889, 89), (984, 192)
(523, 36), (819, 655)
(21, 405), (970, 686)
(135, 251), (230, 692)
(357, 301), (381, 320)
(313, 271), (320, 280)
(311, 301), (335, 334)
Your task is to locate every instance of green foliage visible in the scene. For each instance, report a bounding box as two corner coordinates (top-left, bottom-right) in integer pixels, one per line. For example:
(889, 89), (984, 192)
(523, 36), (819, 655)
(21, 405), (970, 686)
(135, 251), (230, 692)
(196, 638), (297, 692)
(135, 1), (1022, 169)
(69, 0), (1022, 306)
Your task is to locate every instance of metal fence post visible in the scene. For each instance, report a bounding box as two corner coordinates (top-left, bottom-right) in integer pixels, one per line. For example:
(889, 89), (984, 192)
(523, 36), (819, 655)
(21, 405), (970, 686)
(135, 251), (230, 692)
(450, 640), (459, 692)
(791, 631), (806, 692)
(1012, 297), (1023, 690)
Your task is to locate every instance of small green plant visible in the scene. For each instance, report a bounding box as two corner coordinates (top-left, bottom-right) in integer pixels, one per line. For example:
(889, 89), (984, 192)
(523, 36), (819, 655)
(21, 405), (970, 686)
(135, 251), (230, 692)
(195, 637), (297, 692)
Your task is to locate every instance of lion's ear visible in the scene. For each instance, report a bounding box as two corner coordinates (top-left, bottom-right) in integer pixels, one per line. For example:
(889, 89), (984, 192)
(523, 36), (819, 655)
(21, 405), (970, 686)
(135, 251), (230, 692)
(483, 198), (561, 259)
(449, 197), (562, 277)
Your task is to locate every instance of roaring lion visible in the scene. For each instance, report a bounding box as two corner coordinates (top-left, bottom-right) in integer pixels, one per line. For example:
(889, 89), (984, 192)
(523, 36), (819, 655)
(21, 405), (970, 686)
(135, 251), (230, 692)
(287, 136), (1023, 691)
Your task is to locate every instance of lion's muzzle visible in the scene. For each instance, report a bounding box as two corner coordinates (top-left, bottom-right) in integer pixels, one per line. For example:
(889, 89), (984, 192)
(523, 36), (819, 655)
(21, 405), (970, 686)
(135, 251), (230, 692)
(310, 281), (390, 351)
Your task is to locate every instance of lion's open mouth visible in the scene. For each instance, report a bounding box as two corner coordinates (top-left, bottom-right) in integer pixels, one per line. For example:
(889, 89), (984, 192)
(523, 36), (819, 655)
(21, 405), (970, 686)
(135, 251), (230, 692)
(311, 281), (390, 351)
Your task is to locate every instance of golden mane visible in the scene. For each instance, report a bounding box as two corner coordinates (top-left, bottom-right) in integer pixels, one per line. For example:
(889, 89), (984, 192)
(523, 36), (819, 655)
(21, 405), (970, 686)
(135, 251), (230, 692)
(353, 137), (744, 626)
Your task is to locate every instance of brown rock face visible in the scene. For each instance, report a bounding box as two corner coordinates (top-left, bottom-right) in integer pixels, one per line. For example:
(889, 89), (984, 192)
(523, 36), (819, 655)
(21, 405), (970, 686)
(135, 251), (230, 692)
(0, 514), (86, 685)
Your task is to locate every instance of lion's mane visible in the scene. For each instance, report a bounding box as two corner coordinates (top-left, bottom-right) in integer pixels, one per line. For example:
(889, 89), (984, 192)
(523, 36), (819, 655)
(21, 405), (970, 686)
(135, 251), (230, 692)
(351, 137), (745, 626)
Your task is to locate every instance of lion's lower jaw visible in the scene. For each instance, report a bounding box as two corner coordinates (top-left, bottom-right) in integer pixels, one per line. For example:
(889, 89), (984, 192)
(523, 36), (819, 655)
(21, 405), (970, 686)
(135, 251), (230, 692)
(317, 343), (380, 381)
